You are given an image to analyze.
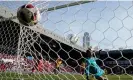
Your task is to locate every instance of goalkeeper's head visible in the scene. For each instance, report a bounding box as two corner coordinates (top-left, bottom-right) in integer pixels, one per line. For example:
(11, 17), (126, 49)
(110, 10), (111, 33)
(86, 48), (93, 58)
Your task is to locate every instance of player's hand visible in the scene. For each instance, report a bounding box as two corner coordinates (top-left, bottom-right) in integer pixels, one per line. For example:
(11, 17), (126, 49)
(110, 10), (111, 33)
(98, 49), (102, 53)
(99, 49), (102, 51)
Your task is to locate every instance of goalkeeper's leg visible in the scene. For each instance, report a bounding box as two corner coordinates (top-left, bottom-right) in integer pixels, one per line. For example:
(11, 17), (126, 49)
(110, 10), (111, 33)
(95, 69), (108, 80)
(85, 75), (95, 80)
(85, 68), (90, 80)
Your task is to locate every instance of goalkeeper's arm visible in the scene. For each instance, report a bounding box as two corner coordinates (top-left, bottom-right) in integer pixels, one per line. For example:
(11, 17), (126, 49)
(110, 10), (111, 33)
(94, 49), (102, 60)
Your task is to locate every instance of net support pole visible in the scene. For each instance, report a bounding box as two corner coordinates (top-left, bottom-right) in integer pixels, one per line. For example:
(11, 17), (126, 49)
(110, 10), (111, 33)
(16, 25), (22, 75)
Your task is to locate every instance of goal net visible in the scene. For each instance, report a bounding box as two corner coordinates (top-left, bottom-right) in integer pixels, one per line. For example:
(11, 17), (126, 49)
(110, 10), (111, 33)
(0, 1), (133, 80)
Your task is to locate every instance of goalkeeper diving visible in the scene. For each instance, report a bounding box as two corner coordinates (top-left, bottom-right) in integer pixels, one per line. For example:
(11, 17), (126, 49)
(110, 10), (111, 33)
(85, 48), (108, 80)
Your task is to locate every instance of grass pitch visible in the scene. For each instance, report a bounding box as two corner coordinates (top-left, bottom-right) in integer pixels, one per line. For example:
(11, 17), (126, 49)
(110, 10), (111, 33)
(0, 72), (132, 80)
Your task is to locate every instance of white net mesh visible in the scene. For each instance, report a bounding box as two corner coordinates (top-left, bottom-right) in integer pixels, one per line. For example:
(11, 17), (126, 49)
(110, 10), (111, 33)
(0, 1), (133, 80)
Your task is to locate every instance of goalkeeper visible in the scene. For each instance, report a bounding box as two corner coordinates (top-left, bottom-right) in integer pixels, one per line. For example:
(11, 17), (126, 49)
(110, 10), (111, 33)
(85, 49), (107, 80)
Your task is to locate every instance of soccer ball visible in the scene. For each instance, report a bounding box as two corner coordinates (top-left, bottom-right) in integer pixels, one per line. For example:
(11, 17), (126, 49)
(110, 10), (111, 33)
(17, 4), (41, 26)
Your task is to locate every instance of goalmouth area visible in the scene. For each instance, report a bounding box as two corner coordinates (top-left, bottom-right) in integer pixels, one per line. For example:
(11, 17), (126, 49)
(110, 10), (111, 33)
(0, 72), (132, 80)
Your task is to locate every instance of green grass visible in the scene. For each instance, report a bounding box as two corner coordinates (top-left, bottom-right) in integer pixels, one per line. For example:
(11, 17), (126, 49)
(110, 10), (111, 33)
(0, 72), (133, 80)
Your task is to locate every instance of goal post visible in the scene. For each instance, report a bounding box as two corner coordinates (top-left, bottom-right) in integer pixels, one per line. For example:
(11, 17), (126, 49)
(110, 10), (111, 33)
(40, 1), (95, 12)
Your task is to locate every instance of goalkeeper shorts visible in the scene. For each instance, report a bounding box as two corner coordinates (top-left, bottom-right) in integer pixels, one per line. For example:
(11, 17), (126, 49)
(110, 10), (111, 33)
(85, 68), (104, 79)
